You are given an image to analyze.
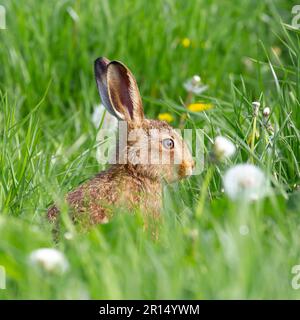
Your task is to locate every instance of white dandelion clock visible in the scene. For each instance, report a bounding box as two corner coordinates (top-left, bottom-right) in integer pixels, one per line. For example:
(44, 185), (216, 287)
(183, 75), (208, 95)
(252, 101), (260, 116)
(213, 136), (236, 161)
(29, 248), (69, 274)
(223, 164), (268, 201)
(263, 107), (271, 118)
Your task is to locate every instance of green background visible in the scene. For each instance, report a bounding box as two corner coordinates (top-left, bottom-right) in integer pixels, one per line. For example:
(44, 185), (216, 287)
(0, 0), (299, 299)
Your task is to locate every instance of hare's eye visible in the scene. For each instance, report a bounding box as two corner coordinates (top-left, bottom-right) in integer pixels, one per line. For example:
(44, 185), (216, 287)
(162, 138), (174, 150)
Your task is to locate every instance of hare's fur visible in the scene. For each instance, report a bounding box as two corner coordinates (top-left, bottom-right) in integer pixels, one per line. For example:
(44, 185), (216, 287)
(47, 58), (194, 224)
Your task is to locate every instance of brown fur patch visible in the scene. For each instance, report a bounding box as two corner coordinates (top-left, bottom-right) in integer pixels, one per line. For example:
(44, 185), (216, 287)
(47, 119), (192, 226)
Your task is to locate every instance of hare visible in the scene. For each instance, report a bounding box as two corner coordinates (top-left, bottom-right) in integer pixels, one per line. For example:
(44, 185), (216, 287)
(47, 57), (195, 225)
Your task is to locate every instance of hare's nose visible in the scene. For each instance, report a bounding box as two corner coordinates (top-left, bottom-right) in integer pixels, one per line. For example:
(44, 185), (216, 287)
(179, 160), (194, 178)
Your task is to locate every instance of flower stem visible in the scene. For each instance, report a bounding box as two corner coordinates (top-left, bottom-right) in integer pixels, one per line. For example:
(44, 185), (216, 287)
(179, 91), (193, 129)
(250, 116), (257, 163)
(195, 165), (215, 219)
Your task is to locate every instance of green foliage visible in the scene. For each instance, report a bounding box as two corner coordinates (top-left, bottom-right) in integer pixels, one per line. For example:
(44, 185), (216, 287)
(0, 0), (299, 299)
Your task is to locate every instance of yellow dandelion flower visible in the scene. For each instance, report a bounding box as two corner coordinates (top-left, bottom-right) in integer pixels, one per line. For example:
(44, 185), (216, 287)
(158, 113), (174, 123)
(187, 103), (213, 112)
(181, 38), (191, 48)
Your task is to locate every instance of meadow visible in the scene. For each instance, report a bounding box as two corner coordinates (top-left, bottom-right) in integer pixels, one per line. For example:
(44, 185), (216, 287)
(0, 0), (300, 299)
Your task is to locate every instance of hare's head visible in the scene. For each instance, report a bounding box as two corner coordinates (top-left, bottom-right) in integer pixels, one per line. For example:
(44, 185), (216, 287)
(94, 57), (195, 183)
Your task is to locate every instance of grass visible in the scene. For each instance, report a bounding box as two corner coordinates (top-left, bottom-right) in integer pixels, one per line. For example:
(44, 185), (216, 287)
(0, 0), (300, 299)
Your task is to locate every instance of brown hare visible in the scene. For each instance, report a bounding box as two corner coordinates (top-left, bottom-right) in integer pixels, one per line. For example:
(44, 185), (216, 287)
(47, 57), (195, 225)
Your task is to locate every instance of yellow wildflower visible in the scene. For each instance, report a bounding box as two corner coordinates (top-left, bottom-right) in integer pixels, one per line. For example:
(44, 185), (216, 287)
(187, 103), (213, 112)
(181, 38), (191, 48)
(158, 113), (174, 123)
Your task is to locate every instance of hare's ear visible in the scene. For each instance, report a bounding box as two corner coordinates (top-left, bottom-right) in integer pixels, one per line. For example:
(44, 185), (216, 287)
(94, 57), (124, 120)
(106, 61), (144, 125)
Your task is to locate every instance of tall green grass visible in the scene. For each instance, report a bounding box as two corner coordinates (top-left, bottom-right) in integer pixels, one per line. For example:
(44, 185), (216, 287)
(0, 0), (299, 299)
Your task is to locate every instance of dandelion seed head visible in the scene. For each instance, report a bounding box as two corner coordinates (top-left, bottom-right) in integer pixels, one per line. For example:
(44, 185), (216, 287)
(213, 136), (236, 160)
(183, 76), (208, 95)
(192, 75), (201, 84)
(263, 107), (271, 117)
(252, 101), (260, 116)
(252, 101), (261, 108)
(223, 164), (267, 201)
(29, 248), (69, 274)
